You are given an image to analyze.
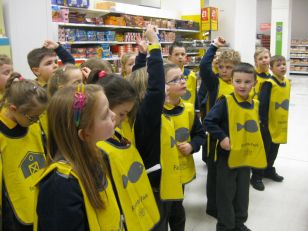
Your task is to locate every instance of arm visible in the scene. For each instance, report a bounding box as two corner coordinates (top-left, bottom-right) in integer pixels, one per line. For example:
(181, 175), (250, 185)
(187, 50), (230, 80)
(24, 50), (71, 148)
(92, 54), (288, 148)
(43, 40), (75, 65)
(189, 114), (205, 153)
(132, 52), (147, 71)
(37, 172), (87, 231)
(258, 81), (272, 126)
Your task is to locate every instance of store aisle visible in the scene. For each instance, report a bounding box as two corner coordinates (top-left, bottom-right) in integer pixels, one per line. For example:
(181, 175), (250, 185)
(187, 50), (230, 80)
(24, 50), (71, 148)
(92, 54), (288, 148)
(184, 75), (308, 231)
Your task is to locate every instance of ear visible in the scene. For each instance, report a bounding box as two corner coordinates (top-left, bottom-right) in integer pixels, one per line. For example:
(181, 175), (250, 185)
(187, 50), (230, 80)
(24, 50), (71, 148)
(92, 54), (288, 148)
(8, 104), (17, 112)
(31, 67), (40, 77)
(78, 129), (87, 141)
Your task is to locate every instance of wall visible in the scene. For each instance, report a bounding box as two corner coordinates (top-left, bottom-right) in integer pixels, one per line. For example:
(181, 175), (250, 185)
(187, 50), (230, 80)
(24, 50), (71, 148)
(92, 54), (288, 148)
(256, 0), (271, 35)
(291, 0), (308, 39)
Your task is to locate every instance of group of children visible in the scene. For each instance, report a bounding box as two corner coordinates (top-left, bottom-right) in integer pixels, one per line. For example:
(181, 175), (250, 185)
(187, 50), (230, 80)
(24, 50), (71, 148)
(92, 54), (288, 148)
(0, 25), (290, 231)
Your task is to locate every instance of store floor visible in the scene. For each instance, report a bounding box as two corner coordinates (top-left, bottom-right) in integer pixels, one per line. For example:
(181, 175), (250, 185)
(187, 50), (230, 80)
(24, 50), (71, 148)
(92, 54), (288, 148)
(184, 75), (308, 231)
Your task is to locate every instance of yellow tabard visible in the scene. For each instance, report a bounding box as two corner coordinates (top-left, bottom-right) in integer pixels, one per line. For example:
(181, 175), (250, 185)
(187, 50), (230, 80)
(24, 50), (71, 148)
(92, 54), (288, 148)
(33, 161), (122, 231)
(0, 110), (46, 225)
(160, 114), (184, 200)
(226, 94), (267, 169)
(38, 111), (48, 139)
(181, 67), (197, 105)
(117, 117), (135, 145)
(216, 78), (234, 100)
(96, 138), (160, 231)
(251, 71), (271, 99)
(268, 77), (291, 144)
(164, 101), (195, 184)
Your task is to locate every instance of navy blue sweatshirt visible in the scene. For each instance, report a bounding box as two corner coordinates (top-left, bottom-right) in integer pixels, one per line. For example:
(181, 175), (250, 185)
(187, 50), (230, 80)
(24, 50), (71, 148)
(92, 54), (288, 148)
(55, 45), (75, 65)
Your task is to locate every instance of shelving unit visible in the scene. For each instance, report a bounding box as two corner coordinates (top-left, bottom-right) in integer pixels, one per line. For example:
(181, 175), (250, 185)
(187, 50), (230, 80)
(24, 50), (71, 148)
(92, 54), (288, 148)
(290, 40), (308, 75)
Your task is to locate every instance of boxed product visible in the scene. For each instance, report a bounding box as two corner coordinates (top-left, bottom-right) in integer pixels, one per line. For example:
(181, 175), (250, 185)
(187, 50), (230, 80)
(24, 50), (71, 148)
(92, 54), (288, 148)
(104, 31), (116, 41)
(77, 0), (89, 8)
(104, 16), (126, 26)
(67, 0), (78, 7)
(76, 29), (88, 41)
(52, 6), (69, 23)
(86, 47), (100, 58)
(96, 31), (105, 41)
(71, 48), (87, 58)
(87, 31), (97, 41)
(95, 1), (116, 10)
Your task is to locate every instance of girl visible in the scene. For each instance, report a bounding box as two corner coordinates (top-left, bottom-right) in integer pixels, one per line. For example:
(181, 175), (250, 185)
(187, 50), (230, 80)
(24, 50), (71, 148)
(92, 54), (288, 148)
(0, 54), (13, 99)
(89, 70), (160, 230)
(34, 84), (122, 231)
(0, 73), (48, 231)
(121, 52), (136, 78)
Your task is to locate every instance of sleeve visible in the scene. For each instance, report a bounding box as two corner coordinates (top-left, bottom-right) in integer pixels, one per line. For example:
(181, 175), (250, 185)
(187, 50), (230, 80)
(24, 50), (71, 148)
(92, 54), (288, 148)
(199, 44), (219, 92)
(37, 172), (88, 231)
(258, 81), (272, 126)
(132, 52), (147, 72)
(54, 45), (75, 65)
(189, 114), (205, 153)
(203, 97), (228, 141)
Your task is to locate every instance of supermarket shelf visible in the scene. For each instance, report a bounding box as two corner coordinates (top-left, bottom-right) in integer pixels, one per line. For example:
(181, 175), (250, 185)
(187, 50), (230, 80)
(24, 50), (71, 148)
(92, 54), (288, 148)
(290, 51), (308, 54)
(75, 57), (120, 61)
(52, 5), (113, 15)
(291, 44), (308, 47)
(290, 56), (308, 59)
(61, 41), (175, 45)
(290, 71), (308, 75)
(290, 63), (308, 66)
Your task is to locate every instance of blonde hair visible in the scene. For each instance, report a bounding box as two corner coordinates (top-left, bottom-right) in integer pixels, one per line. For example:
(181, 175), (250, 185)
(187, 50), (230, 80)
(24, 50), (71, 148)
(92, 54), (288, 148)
(120, 52), (136, 77)
(0, 54), (12, 66)
(254, 47), (271, 62)
(0, 72), (47, 112)
(47, 84), (108, 209)
(80, 58), (113, 74)
(48, 64), (81, 98)
(217, 49), (241, 65)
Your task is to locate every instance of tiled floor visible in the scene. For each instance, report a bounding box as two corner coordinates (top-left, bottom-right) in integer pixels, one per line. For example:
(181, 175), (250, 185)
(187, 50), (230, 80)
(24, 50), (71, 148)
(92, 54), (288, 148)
(184, 75), (308, 231)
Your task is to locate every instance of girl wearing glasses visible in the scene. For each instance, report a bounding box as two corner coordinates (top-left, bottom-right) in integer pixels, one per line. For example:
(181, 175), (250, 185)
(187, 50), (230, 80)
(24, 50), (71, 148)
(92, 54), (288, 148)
(0, 72), (48, 231)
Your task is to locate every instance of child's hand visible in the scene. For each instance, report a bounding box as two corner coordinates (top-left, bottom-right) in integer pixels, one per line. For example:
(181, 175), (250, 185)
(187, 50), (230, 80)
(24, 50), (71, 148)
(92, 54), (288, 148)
(136, 34), (148, 54)
(220, 137), (231, 150)
(43, 40), (59, 50)
(81, 67), (91, 81)
(144, 25), (159, 44)
(213, 36), (226, 47)
(177, 142), (193, 155)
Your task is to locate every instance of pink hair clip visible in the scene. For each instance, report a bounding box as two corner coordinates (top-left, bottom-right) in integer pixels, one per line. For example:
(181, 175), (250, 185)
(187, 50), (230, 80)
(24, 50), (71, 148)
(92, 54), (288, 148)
(19, 76), (25, 81)
(98, 70), (107, 79)
(73, 84), (87, 127)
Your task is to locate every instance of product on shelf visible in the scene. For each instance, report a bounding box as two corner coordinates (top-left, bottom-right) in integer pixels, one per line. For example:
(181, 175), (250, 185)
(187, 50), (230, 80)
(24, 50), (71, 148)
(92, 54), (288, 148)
(95, 1), (116, 10)
(290, 39), (308, 74)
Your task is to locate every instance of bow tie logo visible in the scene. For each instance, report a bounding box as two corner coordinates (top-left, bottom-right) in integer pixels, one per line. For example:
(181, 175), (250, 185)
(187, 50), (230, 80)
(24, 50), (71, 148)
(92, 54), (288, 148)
(237, 120), (258, 133)
(275, 99), (289, 111)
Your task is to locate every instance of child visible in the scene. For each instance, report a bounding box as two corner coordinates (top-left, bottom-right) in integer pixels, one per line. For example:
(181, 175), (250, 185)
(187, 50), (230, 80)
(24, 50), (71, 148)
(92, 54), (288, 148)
(34, 84), (123, 231)
(199, 36), (241, 218)
(88, 71), (160, 230)
(0, 73), (48, 231)
(127, 26), (184, 231)
(163, 63), (205, 230)
(251, 47), (271, 99)
(168, 41), (198, 107)
(80, 57), (113, 75)
(48, 64), (83, 98)
(121, 52), (136, 78)
(250, 55), (290, 191)
(204, 63), (267, 231)
(0, 54), (13, 98)
(27, 40), (75, 88)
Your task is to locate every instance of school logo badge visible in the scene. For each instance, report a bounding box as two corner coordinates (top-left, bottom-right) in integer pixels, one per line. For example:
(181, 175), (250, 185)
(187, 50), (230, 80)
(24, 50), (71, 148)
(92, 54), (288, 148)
(20, 152), (46, 178)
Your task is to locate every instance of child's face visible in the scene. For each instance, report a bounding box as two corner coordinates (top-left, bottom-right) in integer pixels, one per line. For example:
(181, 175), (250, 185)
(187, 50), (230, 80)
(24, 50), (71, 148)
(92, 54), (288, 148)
(111, 101), (135, 127)
(169, 47), (186, 68)
(0, 64), (13, 91)
(218, 61), (234, 83)
(85, 91), (115, 143)
(255, 51), (270, 71)
(34, 55), (58, 83)
(232, 72), (256, 100)
(11, 104), (46, 127)
(165, 67), (186, 98)
(271, 60), (287, 79)
(124, 56), (136, 76)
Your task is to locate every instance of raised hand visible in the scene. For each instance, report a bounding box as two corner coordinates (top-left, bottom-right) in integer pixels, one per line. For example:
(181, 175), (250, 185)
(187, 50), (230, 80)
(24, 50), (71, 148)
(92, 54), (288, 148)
(43, 40), (59, 50)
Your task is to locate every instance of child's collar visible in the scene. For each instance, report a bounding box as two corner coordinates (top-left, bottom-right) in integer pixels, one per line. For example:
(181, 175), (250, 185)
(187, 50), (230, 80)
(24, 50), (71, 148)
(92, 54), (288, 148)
(0, 108), (17, 129)
(255, 67), (270, 75)
(36, 78), (47, 87)
(233, 92), (253, 104)
(272, 74), (285, 83)
(164, 97), (184, 110)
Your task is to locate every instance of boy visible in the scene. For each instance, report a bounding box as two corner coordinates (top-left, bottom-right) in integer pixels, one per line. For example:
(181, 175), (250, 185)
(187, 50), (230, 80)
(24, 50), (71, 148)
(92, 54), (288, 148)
(27, 40), (75, 87)
(168, 41), (198, 108)
(204, 63), (267, 231)
(199, 37), (241, 218)
(0, 54), (13, 98)
(163, 63), (205, 231)
(250, 55), (290, 191)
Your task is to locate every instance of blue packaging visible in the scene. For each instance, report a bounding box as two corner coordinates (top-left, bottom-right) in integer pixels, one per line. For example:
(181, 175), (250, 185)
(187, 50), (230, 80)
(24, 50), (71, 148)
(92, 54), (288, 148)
(96, 31), (105, 41)
(67, 0), (78, 7)
(76, 29), (88, 41)
(78, 0), (89, 8)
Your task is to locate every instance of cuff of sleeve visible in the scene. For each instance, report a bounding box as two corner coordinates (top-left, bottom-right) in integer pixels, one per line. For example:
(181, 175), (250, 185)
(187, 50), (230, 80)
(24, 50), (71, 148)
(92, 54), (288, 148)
(148, 44), (161, 52)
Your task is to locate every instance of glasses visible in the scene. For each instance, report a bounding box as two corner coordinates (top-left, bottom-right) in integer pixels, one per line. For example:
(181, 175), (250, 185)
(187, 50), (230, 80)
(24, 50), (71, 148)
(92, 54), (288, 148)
(166, 76), (187, 85)
(23, 113), (40, 123)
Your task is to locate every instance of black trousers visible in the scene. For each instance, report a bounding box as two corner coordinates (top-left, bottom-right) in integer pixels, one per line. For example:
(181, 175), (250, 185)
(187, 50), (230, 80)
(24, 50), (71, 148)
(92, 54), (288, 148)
(152, 191), (185, 231)
(252, 125), (280, 178)
(216, 155), (250, 230)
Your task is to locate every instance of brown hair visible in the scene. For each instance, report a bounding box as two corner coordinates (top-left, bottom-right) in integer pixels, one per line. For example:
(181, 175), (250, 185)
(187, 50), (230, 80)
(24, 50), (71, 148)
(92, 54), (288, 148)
(217, 49), (241, 65)
(0, 72), (48, 112)
(169, 41), (185, 55)
(0, 54), (12, 66)
(48, 64), (81, 98)
(47, 84), (108, 209)
(254, 47), (271, 62)
(80, 58), (113, 74)
(27, 47), (56, 70)
(232, 62), (256, 80)
(270, 55), (286, 68)
(120, 52), (136, 77)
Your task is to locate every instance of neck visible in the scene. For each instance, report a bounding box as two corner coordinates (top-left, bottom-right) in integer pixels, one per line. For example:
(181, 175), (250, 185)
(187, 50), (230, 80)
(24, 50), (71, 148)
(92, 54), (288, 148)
(3, 108), (17, 123)
(257, 66), (268, 73)
(166, 96), (181, 106)
(274, 74), (284, 81)
(235, 92), (249, 101)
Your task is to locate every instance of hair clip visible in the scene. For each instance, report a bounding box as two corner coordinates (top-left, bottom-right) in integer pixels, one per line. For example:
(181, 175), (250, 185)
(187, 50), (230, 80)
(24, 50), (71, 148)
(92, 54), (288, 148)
(98, 70), (107, 79)
(73, 84), (87, 127)
(19, 76), (25, 81)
